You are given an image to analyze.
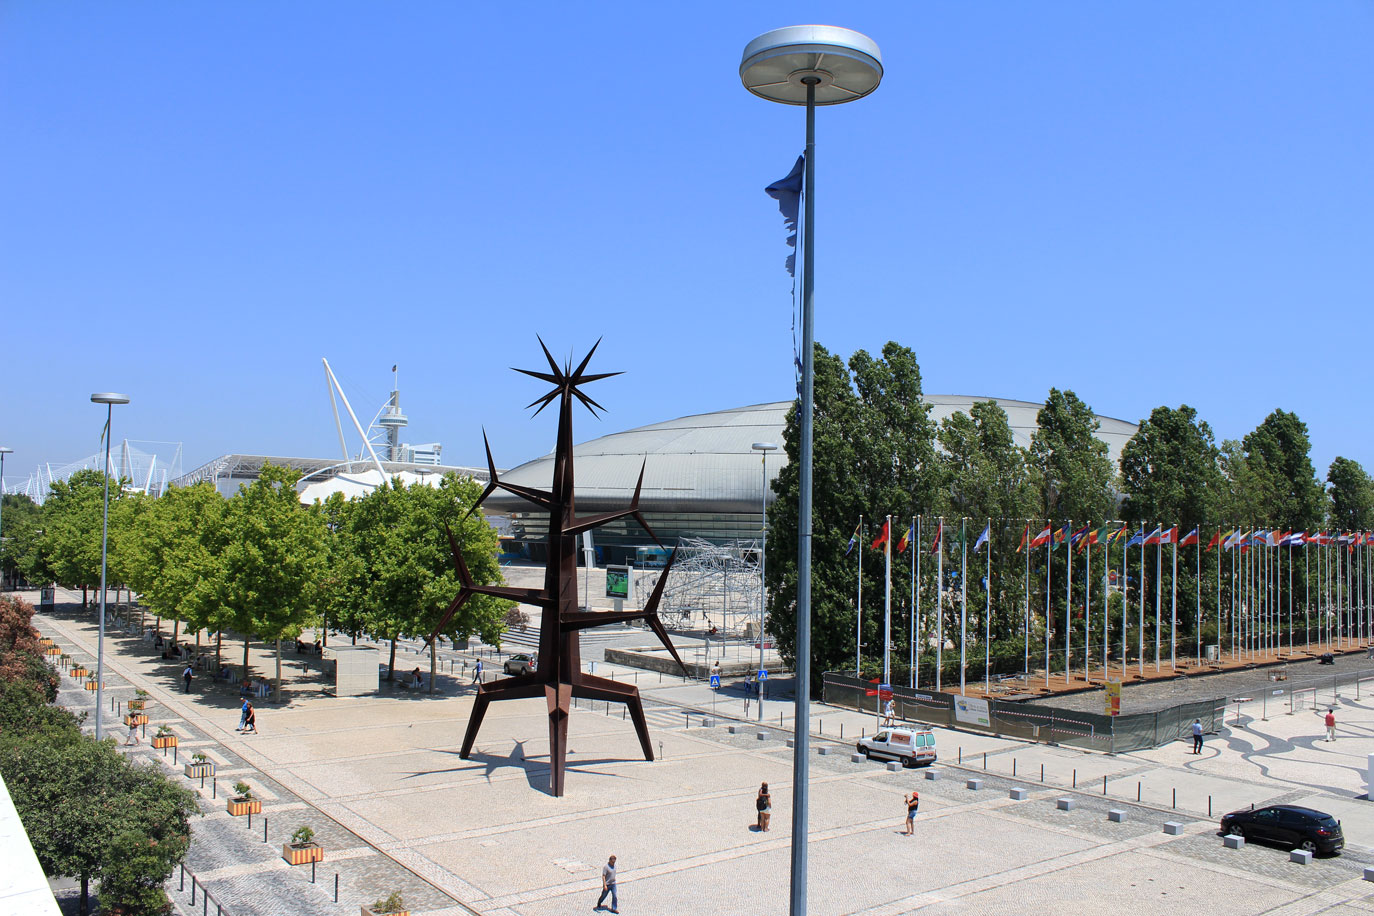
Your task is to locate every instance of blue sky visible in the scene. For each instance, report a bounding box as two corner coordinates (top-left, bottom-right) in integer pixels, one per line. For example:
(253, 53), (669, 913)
(2, 3), (1371, 488)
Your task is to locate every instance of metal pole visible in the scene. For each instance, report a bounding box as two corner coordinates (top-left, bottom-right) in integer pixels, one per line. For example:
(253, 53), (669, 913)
(936, 517), (943, 691)
(856, 514), (863, 674)
(96, 403), (112, 742)
(1065, 519), (1073, 681)
(960, 518), (967, 695)
(758, 448), (768, 722)
(911, 515), (919, 689)
(884, 514), (892, 691)
(789, 77), (817, 916)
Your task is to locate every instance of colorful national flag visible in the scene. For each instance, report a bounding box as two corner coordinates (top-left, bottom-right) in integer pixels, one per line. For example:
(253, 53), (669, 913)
(1030, 525), (1052, 548)
(1107, 526), (1128, 545)
(930, 522), (943, 554)
(765, 155), (804, 277)
(1127, 527), (1146, 547)
(1158, 526), (1178, 545)
(1179, 527), (1199, 547)
(1143, 526), (1163, 546)
(871, 519), (890, 551)
(1205, 530), (1221, 551)
(845, 522), (861, 556)
(973, 524), (991, 553)
(896, 523), (912, 554)
(1016, 523), (1030, 553)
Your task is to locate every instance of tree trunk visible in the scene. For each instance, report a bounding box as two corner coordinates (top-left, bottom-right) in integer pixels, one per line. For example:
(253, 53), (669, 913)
(215, 631), (223, 670)
(321, 612), (328, 648)
(274, 638), (282, 704)
(429, 641), (437, 694)
(172, 617), (181, 647)
(387, 636), (397, 682)
(79, 874), (89, 915)
(82, 586), (88, 608)
(155, 614), (161, 637)
(243, 635), (251, 683)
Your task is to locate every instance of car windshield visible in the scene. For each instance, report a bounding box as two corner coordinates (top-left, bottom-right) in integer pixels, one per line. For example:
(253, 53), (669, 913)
(874, 732), (889, 742)
(1317, 816), (1339, 828)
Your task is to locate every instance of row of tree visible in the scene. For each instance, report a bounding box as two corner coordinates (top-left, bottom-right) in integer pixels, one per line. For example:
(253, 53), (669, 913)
(764, 340), (1374, 689)
(1, 467), (512, 698)
(0, 594), (198, 915)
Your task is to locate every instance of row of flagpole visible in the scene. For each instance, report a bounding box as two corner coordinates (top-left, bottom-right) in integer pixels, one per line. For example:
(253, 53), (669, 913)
(847, 516), (1374, 696)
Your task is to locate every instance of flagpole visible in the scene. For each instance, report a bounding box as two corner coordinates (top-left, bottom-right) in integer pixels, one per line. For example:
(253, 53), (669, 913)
(1023, 521), (1031, 685)
(856, 514), (862, 674)
(1084, 524), (1091, 681)
(910, 515), (917, 689)
(960, 517), (967, 697)
(936, 517), (943, 693)
(1138, 526), (1145, 677)
(1170, 533), (1177, 671)
(1121, 526), (1128, 680)
(1065, 519), (1073, 683)
(1287, 536), (1293, 655)
(984, 518), (992, 697)
(1045, 523), (1052, 689)
(1154, 526), (1162, 672)
(1102, 524), (1110, 677)
(883, 514), (892, 692)
(1195, 534), (1201, 667)
(1303, 537), (1309, 649)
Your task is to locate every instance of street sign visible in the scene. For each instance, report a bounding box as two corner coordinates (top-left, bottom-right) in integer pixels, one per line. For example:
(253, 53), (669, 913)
(758, 669), (769, 682)
(709, 673), (720, 689)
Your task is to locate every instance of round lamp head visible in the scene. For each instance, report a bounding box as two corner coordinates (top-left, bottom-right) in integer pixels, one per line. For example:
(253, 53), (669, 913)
(752, 442), (779, 452)
(91, 393), (130, 405)
(740, 25), (883, 106)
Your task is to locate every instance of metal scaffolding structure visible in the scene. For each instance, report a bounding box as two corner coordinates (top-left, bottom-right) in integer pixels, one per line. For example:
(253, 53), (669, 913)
(637, 538), (763, 635)
(5, 440), (183, 504)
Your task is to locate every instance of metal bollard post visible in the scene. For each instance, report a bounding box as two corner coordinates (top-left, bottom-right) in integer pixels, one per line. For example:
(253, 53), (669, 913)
(959, 747), (963, 764)
(1041, 764), (1044, 782)
(312, 861), (316, 884)
(212, 780), (217, 799)
(1073, 768), (1077, 789)
(263, 817), (268, 843)
(1172, 788), (1176, 809)
(247, 810), (252, 830)
(1208, 795), (1212, 817)
(984, 752), (987, 770)
(191, 878), (197, 905)
(1103, 775), (1107, 795)
(181, 865), (185, 891)
(334, 874), (339, 903)
(1137, 782), (1141, 801)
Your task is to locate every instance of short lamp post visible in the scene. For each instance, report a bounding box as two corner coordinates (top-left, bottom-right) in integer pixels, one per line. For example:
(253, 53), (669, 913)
(92, 393), (130, 741)
(740, 25), (882, 916)
(751, 441), (777, 722)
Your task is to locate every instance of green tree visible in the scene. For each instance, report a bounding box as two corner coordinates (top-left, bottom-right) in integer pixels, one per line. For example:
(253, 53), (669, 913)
(1029, 389), (1115, 522)
(1, 493), (42, 584)
(220, 464), (327, 702)
(1120, 405), (1223, 528)
(338, 474), (509, 687)
(1327, 457), (1374, 530)
(1239, 409), (1324, 531)
(41, 469), (118, 607)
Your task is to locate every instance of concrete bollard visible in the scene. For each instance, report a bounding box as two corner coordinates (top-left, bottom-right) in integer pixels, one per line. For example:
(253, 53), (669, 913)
(1363, 867), (1374, 882)
(818, 746), (830, 756)
(757, 732), (768, 741)
(786, 739), (795, 748)
(701, 718), (714, 728)
(727, 725), (738, 734)
(1056, 797), (1075, 811)
(966, 778), (983, 791)
(851, 753), (866, 763)
(1009, 788), (1028, 800)
(886, 760), (903, 772)
(1163, 822), (1184, 835)
(1289, 849), (1312, 864)
(924, 769), (941, 781)
(1223, 834), (1244, 849)
(1108, 809), (1127, 823)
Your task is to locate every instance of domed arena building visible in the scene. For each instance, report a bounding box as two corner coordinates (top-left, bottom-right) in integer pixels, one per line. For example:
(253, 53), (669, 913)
(488, 397), (1139, 565)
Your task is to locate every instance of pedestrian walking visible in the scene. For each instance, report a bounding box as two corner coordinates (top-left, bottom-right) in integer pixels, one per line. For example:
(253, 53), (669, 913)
(1191, 719), (1203, 754)
(124, 718), (140, 746)
(595, 854), (618, 913)
(710, 661), (721, 685)
(241, 703), (257, 735)
(237, 697), (250, 731)
(903, 789), (920, 835)
(745, 670), (756, 695)
(182, 664), (194, 693)
(472, 659), (483, 684)
(756, 782), (771, 832)
(884, 698), (897, 726)
(1325, 708), (1337, 742)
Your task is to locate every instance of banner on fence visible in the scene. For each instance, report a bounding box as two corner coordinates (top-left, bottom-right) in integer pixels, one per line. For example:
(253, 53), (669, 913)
(1105, 681), (1121, 717)
(953, 696), (991, 728)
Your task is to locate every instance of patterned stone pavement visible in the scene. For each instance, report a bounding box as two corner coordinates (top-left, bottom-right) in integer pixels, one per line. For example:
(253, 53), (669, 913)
(30, 592), (1374, 916)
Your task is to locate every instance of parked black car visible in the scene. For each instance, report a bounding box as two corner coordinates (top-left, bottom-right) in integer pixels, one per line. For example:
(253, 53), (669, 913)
(1219, 805), (1343, 855)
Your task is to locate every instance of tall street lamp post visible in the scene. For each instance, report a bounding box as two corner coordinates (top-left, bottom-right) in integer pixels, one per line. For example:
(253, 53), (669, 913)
(0, 447), (11, 562)
(752, 441), (777, 722)
(92, 393), (130, 741)
(740, 25), (882, 916)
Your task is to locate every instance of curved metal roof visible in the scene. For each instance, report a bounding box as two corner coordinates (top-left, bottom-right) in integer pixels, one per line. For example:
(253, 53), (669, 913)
(489, 396), (1138, 516)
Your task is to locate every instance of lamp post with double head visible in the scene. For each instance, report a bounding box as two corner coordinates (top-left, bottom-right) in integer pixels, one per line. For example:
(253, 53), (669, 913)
(751, 442), (777, 721)
(740, 25), (882, 916)
(91, 393), (130, 741)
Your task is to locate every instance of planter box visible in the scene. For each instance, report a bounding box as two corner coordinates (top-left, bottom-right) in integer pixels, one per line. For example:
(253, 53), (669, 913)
(226, 798), (261, 817)
(283, 842), (324, 865)
(69, 668), (88, 678)
(44, 646), (61, 656)
(127, 700), (146, 711)
(184, 762), (216, 779)
(83, 681), (103, 691)
(152, 735), (177, 749)
(361, 908), (409, 916)
(124, 714), (148, 727)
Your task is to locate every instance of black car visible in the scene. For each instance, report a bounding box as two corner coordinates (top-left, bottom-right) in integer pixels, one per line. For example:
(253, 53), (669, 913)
(1219, 805), (1344, 855)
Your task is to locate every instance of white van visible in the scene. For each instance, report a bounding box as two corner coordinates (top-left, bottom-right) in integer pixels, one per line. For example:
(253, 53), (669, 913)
(856, 727), (937, 767)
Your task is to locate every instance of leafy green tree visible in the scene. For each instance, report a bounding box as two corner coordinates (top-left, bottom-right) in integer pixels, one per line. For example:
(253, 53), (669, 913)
(1327, 457), (1374, 530)
(1029, 389), (1115, 522)
(1239, 409), (1324, 531)
(339, 474), (509, 687)
(1120, 405), (1223, 528)
(220, 464), (327, 702)
(1, 493), (43, 584)
(41, 469), (118, 607)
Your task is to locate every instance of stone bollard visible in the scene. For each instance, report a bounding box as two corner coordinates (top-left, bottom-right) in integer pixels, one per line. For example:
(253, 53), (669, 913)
(1108, 809), (1127, 823)
(886, 761), (903, 772)
(924, 768), (941, 781)
(1223, 834), (1244, 849)
(1009, 788), (1028, 800)
(851, 753), (866, 763)
(817, 746), (830, 756)
(727, 725), (738, 734)
(1056, 797), (1075, 811)
(966, 778), (983, 791)
(1363, 867), (1374, 882)
(786, 739), (795, 748)
(1163, 822), (1184, 835)
(701, 718), (714, 728)
(757, 732), (768, 741)
(1289, 849), (1312, 864)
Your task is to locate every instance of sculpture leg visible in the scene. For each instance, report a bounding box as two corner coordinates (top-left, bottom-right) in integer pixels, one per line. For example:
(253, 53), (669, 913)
(572, 674), (655, 761)
(547, 681), (572, 796)
(459, 675), (543, 759)
(459, 688), (491, 759)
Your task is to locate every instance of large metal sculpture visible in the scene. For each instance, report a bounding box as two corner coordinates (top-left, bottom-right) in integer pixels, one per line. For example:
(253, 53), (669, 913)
(429, 339), (686, 796)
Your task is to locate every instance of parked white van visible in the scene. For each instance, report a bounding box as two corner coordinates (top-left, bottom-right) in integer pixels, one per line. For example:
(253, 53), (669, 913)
(856, 727), (937, 767)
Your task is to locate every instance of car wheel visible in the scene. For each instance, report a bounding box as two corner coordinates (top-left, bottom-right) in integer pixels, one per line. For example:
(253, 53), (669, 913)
(860, 747), (870, 759)
(1234, 826), (1247, 840)
(1298, 839), (1318, 854)
(902, 756), (915, 768)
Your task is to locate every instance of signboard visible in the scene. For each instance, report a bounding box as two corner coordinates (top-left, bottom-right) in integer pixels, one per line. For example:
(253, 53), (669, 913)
(604, 565), (630, 600)
(1105, 680), (1122, 717)
(758, 669), (769, 682)
(709, 673), (720, 689)
(39, 587), (55, 608)
(952, 696), (991, 728)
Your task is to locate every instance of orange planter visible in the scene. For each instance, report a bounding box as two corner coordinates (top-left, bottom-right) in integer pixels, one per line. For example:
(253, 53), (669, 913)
(152, 735), (177, 749)
(282, 843), (324, 865)
(124, 714), (148, 727)
(69, 668), (88, 679)
(45, 646), (61, 656)
(361, 908), (409, 916)
(227, 798), (261, 817)
(83, 681), (103, 691)
(184, 762), (215, 778)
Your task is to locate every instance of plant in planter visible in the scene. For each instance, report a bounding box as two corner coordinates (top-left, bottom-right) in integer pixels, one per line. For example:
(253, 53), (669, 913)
(151, 725), (177, 749)
(83, 672), (101, 691)
(283, 824), (324, 865)
(363, 891), (408, 916)
(69, 664), (88, 678)
(184, 751), (215, 779)
(227, 781), (261, 816)
(128, 689), (149, 711)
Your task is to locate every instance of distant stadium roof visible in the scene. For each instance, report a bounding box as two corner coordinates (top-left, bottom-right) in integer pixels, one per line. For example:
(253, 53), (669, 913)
(488, 397), (1138, 517)
(172, 455), (490, 501)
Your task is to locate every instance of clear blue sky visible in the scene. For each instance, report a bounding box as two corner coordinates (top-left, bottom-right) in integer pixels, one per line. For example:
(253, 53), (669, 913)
(3, 3), (1371, 488)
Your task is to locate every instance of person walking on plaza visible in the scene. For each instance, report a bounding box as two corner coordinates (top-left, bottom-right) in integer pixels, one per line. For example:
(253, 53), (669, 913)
(1325, 708), (1337, 742)
(595, 854), (618, 913)
(903, 789), (920, 835)
(756, 782), (772, 832)
(182, 664), (194, 693)
(472, 658), (482, 684)
(237, 697), (250, 731)
(241, 703), (257, 735)
(884, 698), (897, 726)
(1191, 719), (1203, 754)
(124, 717), (140, 746)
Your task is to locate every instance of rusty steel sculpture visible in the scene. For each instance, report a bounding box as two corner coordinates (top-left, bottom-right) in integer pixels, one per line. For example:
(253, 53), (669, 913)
(429, 339), (686, 796)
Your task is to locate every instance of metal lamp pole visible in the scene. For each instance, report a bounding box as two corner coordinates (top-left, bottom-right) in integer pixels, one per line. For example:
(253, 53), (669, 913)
(741, 26), (882, 916)
(92, 393), (130, 741)
(753, 441), (777, 722)
(0, 448), (11, 567)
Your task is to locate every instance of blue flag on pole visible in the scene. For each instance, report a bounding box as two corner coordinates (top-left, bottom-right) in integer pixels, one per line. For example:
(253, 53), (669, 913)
(973, 524), (990, 553)
(765, 155), (805, 277)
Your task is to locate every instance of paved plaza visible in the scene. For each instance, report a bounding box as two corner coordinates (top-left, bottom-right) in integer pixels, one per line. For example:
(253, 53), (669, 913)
(28, 589), (1374, 916)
